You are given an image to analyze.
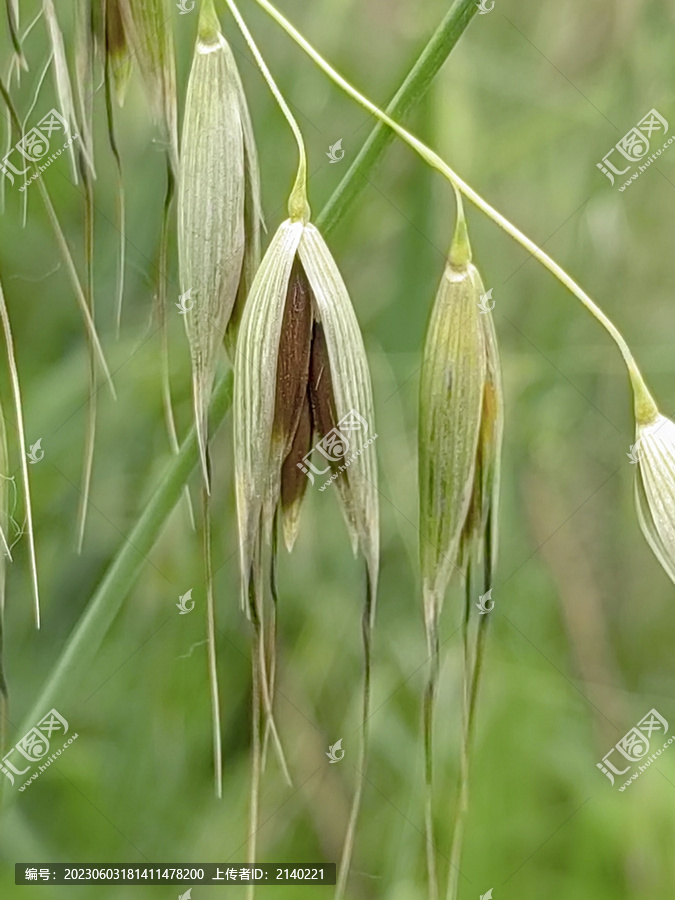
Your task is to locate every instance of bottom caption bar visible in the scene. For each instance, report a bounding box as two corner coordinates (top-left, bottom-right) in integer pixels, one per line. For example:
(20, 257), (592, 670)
(15, 864), (336, 885)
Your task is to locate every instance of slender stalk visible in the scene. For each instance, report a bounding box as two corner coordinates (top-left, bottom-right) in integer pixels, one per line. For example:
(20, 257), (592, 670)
(203, 478), (223, 799)
(446, 562), (490, 900)
(20, 49), (53, 227)
(76, 160), (97, 553)
(5, 0), (25, 72)
(448, 614), (488, 896)
(219, 0), (309, 221)
(70, 0), (98, 551)
(246, 528), (266, 900)
(253, 0), (658, 419)
(0, 283), (40, 628)
(335, 575), (373, 900)
(318, 0), (478, 234)
(261, 512), (279, 770)
(445, 577), (473, 900)
(423, 628), (440, 900)
(103, 10), (126, 337)
(0, 403), (10, 762)
(247, 616), (262, 900)
(254, 602), (291, 785)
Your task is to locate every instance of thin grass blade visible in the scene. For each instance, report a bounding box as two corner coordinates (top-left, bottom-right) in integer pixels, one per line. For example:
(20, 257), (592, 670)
(0, 280), (40, 628)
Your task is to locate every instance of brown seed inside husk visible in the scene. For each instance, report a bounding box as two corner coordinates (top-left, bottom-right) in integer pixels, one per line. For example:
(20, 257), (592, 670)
(274, 258), (313, 457)
(281, 392), (312, 512)
(309, 322), (337, 441)
(309, 321), (346, 475)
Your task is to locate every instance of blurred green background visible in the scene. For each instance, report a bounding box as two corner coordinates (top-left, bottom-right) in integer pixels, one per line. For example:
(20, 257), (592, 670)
(1, 0), (675, 897)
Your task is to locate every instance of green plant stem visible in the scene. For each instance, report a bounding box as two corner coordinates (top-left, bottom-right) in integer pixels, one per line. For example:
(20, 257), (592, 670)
(0, 283), (40, 629)
(318, 0), (478, 235)
(253, 0), (659, 422)
(7, 373), (234, 763)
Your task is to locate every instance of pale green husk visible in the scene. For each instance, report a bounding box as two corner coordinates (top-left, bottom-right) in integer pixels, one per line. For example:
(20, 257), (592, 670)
(298, 223), (379, 600)
(462, 301), (503, 584)
(419, 257), (486, 633)
(635, 414), (675, 584)
(178, 4), (250, 486)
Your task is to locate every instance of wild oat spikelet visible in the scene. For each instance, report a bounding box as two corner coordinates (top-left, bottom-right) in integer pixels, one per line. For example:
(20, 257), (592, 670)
(418, 200), (503, 641)
(178, 0), (261, 488)
(418, 194), (503, 900)
(234, 215), (379, 605)
(633, 411), (675, 584)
